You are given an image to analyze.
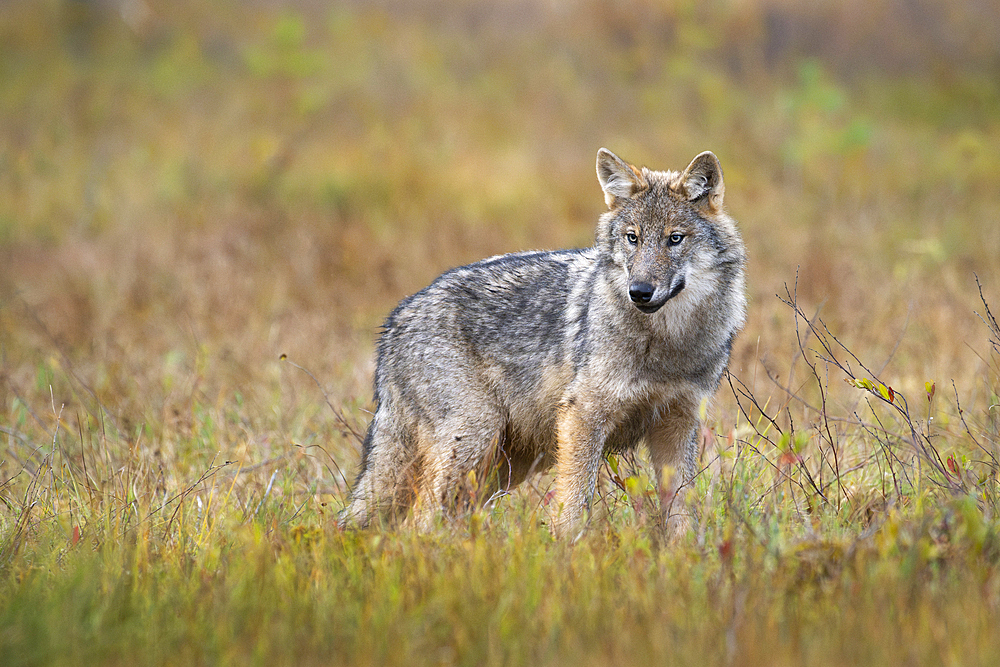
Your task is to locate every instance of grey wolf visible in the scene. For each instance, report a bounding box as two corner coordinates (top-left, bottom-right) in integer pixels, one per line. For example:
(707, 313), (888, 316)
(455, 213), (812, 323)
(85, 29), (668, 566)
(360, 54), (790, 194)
(342, 148), (746, 537)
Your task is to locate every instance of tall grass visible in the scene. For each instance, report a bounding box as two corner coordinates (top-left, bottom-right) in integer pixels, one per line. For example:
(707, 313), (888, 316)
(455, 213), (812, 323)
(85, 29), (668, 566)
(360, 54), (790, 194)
(2, 0), (1000, 664)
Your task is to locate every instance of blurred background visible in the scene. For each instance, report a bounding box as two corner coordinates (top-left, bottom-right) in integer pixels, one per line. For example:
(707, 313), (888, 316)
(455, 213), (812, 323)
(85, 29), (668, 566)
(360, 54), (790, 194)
(1, 0), (998, 493)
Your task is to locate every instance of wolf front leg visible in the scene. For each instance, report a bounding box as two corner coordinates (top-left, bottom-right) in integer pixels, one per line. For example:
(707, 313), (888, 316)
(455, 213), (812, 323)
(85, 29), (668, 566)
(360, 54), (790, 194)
(647, 399), (700, 540)
(552, 398), (618, 539)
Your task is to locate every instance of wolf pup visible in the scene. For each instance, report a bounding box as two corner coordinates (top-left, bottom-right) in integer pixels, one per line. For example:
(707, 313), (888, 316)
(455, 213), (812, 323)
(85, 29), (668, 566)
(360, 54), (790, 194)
(342, 149), (746, 537)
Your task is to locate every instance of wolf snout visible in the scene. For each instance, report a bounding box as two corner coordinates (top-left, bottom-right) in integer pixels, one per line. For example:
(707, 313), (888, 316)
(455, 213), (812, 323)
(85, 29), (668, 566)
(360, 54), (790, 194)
(628, 282), (656, 305)
(629, 274), (686, 313)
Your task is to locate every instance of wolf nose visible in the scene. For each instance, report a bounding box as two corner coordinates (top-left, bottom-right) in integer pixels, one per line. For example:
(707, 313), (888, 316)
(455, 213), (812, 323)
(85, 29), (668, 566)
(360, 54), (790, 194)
(628, 282), (655, 304)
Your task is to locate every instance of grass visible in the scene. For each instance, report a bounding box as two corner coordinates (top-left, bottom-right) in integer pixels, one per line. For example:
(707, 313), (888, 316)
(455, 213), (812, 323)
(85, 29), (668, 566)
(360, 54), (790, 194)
(2, 0), (1000, 664)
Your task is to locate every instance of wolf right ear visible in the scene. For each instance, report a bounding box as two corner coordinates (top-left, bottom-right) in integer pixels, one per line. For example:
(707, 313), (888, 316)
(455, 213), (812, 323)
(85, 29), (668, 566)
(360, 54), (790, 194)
(597, 148), (648, 208)
(679, 151), (725, 213)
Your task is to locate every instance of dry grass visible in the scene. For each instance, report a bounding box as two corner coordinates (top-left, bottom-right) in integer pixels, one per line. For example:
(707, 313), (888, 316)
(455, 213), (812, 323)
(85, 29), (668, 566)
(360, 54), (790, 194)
(2, 1), (1000, 664)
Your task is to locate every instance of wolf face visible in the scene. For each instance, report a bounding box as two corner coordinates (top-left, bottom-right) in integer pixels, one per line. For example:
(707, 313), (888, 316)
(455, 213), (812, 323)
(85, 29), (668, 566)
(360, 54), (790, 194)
(596, 149), (735, 316)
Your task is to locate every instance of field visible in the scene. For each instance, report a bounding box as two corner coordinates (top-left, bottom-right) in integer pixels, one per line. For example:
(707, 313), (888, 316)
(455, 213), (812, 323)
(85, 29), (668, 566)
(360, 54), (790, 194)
(2, 0), (1000, 664)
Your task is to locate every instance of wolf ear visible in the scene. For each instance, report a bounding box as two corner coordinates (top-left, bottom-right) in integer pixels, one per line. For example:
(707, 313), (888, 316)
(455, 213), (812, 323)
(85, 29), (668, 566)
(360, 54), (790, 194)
(597, 148), (648, 208)
(679, 151), (725, 213)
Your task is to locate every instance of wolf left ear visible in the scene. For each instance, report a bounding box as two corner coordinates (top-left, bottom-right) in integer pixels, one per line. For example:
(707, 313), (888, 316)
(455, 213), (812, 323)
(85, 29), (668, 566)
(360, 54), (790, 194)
(597, 148), (649, 209)
(679, 151), (725, 213)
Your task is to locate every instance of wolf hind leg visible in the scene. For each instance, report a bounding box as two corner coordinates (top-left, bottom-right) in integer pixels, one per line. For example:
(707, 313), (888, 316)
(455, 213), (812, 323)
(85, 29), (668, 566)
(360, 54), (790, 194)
(409, 414), (507, 530)
(341, 414), (418, 528)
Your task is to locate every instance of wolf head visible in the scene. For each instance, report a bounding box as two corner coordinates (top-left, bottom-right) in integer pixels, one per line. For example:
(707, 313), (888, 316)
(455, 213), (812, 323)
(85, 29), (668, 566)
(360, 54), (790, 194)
(595, 148), (744, 316)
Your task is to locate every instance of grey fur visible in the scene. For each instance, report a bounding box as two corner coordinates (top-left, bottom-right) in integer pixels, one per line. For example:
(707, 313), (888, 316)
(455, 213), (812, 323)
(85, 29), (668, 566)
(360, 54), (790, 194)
(342, 149), (747, 537)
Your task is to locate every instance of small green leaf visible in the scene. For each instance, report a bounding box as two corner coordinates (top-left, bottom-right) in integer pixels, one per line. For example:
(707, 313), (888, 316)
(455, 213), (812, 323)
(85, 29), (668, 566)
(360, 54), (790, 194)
(607, 454), (620, 476)
(778, 431), (791, 451)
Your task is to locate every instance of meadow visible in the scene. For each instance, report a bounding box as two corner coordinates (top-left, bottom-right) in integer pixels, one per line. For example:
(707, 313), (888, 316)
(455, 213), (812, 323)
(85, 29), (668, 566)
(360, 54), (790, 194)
(2, 0), (1000, 664)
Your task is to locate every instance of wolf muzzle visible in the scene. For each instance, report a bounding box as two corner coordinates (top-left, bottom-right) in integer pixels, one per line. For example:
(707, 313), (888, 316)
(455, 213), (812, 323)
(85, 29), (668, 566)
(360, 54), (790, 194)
(629, 274), (686, 314)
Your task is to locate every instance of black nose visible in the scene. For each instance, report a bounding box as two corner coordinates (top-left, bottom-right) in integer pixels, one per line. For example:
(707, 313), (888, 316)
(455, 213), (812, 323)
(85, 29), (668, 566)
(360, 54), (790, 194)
(629, 282), (655, 304)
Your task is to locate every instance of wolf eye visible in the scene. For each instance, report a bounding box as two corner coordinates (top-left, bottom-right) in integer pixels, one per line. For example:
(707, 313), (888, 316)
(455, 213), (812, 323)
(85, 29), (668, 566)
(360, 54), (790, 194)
(625, 231), (638, 245)
(668, 232), (684, 246)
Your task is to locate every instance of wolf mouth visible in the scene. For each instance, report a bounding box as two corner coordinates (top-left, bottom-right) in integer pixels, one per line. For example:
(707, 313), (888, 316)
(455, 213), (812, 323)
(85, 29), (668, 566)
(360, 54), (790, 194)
(632, 275), (686, 314)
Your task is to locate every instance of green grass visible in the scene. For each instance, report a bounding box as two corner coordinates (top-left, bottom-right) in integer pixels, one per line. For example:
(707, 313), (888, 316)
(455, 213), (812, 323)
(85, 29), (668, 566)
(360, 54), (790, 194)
(2, 0), (1000, 664)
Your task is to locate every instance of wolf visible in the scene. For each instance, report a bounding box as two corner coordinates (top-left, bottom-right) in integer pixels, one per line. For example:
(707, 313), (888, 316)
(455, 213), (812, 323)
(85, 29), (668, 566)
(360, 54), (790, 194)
(341, 148), (746, 537)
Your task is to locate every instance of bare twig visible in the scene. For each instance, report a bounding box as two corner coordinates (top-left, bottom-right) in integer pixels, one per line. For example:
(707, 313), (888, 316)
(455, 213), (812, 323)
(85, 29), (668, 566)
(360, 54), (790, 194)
(280, 355), (365, 446)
